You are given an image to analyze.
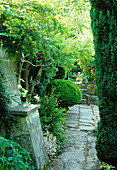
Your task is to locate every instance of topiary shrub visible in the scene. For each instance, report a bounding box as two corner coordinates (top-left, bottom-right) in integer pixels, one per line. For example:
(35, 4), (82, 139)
(46, 79), (82, 108)
(90, 0), (117, 166)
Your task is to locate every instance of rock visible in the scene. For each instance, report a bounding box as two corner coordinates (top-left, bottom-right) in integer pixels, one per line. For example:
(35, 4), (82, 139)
(82, 78), (89, 84)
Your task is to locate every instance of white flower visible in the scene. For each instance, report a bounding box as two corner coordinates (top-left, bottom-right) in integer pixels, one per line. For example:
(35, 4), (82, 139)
(43, 130), (57, 156)
(18, 84), (22, 89)
(34, 94), (40, 101)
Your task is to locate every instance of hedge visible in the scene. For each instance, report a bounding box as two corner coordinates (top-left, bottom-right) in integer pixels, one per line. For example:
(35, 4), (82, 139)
(90, 0), (117, 166)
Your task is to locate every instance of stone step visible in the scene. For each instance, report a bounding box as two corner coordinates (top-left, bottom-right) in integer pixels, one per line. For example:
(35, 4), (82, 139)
(86, 95), (99, 105)
(77, 83), (87, 89)
(82, 94), (87, 99)
(80, 99), (87, 104)
(80, 88), (87, 94)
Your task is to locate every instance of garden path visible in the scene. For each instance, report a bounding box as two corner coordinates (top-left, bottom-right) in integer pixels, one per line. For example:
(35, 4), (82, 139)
(49, 104), (101, 170)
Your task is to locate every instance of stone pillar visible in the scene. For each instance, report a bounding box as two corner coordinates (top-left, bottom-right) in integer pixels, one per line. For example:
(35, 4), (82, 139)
(10, 104), (49, 170)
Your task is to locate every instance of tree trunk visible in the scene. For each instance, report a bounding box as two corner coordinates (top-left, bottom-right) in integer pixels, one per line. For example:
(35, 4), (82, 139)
(23, 62), (29, 90)
(28, 67), (43, 99)
(18, 60), (23, 85)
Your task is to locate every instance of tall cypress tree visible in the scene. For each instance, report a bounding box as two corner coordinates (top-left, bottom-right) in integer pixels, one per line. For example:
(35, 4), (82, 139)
(89, 0), (117, 166)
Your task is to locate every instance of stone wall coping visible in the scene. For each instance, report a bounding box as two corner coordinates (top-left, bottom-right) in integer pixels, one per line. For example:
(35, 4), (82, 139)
(12, 104), (40, 116)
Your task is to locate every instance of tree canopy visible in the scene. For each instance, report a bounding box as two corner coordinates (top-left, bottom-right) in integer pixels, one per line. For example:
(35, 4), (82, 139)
(0, 0), (94, 98)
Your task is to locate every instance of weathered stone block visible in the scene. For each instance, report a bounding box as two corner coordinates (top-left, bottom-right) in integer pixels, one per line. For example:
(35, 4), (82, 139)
(87, 95), (99, 105)
(0, 46), (21, 107)
(87, 83), (97, 95)
(10, 104), (49, 170)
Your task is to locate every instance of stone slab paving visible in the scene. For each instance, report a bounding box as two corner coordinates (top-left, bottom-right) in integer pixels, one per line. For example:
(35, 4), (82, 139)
(49, 104), (101, 170)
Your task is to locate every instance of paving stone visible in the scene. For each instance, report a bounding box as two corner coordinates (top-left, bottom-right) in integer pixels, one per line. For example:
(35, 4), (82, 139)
(85, 162), (100, 170)
(49, 104), (101, 170)
(79, 119), (94, 124)
(79, 126), (95, 131)
(66, 109), (78, 114)
(79, 122), (93, 126)
(59, 149), (85, 158)
(80, 108), (92, 112)
(80, 111), (93, 116)
(94, 111), (100, 117)
(80, 115), (96, 120)
(65, 113), (79, 121)
(80, 105), (92, 109)
(64, 161), (83, 170)
(65, 123), (78, 128)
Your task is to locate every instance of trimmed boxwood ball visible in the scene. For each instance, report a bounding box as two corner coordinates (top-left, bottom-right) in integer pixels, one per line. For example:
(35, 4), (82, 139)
(46, 79), (82, 107)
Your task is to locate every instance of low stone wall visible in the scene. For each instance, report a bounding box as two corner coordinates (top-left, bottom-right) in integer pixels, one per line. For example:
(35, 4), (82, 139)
(87, 95), (99, 105)
(76, 82), (99, 105)
(0, 46), (21, 107)
(10, 104), (49, 170)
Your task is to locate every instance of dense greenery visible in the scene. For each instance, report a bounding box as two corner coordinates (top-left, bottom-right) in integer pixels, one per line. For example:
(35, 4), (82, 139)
(46, 79), (82, 108)
(90, 0), (117, 166)
(0, 0), (95, 163)
(0, 0), (94, 99)
(0, 136), (34, 169)
(53, 66), (65, 79)
(39, 93), (66, 153)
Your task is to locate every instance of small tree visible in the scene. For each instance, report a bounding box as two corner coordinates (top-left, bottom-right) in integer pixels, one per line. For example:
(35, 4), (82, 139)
(90, 0), (117, 166)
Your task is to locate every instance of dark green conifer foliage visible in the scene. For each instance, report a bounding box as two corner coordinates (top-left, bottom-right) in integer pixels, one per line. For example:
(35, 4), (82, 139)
(90, 0), (117, 166)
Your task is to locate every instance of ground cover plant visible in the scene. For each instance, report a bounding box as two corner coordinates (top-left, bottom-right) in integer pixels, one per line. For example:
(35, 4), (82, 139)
(0, 136), (34, 170)
(39, 92), (66, 154)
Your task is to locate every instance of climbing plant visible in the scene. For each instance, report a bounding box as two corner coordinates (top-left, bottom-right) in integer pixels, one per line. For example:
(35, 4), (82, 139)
(90, 0), (117, 166)
(0, 0), (94, 99)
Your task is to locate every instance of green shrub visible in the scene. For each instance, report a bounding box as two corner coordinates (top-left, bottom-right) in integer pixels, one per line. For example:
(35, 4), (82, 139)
(39, 92), (66, 153)
(0, 136), (34, 170)
(90, 0), (117, 166)
(46, 79), (82, 107)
